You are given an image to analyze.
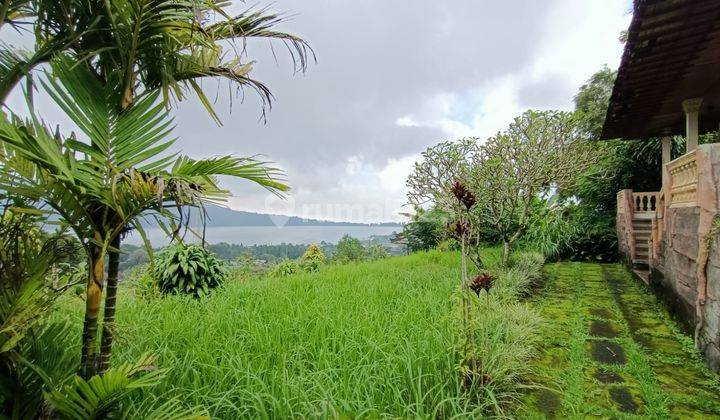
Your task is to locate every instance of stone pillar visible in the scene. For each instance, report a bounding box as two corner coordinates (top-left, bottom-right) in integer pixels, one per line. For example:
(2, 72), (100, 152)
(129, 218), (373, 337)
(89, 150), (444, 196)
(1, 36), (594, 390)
(682, 98), (703, 152)
(662, 136), (672, 189)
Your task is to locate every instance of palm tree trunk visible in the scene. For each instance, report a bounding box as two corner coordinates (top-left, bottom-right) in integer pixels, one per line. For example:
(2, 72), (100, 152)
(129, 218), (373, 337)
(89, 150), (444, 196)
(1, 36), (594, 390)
(81, 243), (105, 379)
(98, 235), (121, 374)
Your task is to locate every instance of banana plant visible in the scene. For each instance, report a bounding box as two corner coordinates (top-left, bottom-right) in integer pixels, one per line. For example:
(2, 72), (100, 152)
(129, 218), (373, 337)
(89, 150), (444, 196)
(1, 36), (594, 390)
(0, 56), (289, 378)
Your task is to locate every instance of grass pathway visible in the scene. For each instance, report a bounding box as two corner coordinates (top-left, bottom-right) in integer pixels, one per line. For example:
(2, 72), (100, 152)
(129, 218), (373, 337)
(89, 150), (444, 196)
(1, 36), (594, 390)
(520, 263), (720, 419)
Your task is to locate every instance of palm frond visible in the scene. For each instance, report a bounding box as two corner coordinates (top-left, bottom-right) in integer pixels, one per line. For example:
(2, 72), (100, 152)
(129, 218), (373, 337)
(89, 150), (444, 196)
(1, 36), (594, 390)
(44, 353), (166, 419)
(203, 6), (315, 73)
(169, 155), (289, 195)
(0, 0), (33, 31)
(43, 56), (177, 173)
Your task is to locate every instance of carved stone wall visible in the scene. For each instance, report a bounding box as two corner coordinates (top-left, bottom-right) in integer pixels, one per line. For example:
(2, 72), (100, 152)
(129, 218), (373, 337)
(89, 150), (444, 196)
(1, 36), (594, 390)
(644, 144), (720, 371)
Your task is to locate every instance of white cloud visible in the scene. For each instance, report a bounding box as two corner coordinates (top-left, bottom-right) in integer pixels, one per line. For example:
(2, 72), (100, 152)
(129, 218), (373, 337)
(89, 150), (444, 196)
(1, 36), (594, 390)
(236, 1), (632, 222)
(394, 0), (631, 142)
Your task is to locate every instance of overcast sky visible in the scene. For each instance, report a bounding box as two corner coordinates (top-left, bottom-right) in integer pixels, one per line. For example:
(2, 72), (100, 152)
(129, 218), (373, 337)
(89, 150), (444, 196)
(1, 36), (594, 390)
(4, 1), (633, 223)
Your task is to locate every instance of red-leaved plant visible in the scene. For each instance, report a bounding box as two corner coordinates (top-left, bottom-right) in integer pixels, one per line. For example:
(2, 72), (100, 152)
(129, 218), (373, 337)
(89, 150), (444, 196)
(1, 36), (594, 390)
(470, 273), (495, 297)
(449, 179), (492, 390)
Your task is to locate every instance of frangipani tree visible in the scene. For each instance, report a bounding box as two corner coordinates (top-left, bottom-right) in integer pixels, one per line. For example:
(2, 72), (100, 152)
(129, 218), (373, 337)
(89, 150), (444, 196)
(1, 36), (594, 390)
(0, 58), (288, 377)
(408, 111), (596, 265)
(467, 110), (595, 264)
(406, 138), (485, 263)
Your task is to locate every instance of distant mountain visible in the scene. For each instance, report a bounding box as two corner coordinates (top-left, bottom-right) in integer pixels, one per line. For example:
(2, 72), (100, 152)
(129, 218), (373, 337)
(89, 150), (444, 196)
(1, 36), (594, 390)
(197, 205), (402, 227)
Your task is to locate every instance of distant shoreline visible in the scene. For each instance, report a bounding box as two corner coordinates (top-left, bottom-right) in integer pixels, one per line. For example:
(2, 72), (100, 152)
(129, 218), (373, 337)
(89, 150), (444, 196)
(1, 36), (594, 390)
(124, 225), (402, 247)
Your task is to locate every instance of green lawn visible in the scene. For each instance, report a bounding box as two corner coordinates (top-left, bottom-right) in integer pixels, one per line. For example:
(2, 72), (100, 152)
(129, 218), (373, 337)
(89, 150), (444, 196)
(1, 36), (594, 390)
(521, 263), (720, 418)
(56, 250), (720, 418)
(62, 251), (478, 418)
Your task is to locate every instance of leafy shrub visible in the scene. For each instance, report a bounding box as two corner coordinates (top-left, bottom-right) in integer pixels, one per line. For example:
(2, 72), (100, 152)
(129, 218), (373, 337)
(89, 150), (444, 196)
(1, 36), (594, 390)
(519, 198), (577, 260)
(509, 251), (545, 279)
(402, 207), (446, 252)
(229, 253), (271, 279)
(454, 296), (542, 415)
(270, 259), (301, 277)
(300, 244), (326, 272)
(0, 205), (86, 418)
(126, 264), (157, 300)
(335, 235), (365, 263)
(561, 207), (619, 262)
(435, 239), (459, 252)
(365, 244), (388, 261)
(153, 245), (226, 298)
(452, 247), (545, 415)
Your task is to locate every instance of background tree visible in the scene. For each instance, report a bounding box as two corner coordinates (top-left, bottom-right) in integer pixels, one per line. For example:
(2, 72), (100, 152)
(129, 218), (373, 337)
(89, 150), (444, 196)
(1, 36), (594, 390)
(300, 243), (326, 272)
(468, 110), (594, 264)
(559, 66), (710, 261)
(1, 1), (312, 113)
(365, 244), (388, 261)
(402, 206), (447, 252)
(407, 138), (478, 211)
(335, 235), (365, 263)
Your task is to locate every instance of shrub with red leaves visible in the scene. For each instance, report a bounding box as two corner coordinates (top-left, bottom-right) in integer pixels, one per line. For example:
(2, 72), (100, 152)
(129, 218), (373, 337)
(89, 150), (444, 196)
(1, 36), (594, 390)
(447, 221), (470, 239)
(450, 180), (476, 210)
(470, 273), (495, 296)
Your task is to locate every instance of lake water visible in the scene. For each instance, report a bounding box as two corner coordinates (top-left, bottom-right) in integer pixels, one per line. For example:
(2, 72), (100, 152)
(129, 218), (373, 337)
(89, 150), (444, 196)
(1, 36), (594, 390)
(123, 225), (401, 246)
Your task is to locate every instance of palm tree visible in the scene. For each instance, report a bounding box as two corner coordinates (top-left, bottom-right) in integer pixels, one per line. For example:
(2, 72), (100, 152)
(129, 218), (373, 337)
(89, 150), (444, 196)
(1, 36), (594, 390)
(0, 57), (289, 378)
(2, 1), (312, 377)
(1, 1), (312, 114)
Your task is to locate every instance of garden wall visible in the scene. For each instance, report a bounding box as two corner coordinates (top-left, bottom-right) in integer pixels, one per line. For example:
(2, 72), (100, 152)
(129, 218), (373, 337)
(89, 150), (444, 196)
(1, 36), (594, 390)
(622, 144), (720, 372)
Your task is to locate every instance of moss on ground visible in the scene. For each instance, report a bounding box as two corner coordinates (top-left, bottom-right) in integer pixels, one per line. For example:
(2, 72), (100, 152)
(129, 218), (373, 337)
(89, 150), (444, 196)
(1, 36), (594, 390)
(519, 262), (720, 419)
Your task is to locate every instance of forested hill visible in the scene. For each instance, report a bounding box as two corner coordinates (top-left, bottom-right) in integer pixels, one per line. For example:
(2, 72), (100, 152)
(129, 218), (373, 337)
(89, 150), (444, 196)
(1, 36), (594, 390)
(194, 205), (402, 227)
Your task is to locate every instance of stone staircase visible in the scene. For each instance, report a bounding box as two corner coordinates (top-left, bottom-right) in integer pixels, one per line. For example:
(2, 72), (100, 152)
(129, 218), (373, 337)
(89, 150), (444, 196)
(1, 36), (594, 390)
(631, 216), (652, 266)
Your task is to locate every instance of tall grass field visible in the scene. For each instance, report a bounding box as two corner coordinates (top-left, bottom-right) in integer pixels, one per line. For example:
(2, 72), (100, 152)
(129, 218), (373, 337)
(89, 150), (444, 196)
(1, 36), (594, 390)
(56, 249), (538, 417)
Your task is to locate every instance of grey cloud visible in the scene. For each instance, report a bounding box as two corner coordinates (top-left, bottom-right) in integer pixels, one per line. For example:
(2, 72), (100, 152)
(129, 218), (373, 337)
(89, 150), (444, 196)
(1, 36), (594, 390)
(2, 1), (578, 220)
(516, 73), (578, 109)
(172, 1), (555, 195)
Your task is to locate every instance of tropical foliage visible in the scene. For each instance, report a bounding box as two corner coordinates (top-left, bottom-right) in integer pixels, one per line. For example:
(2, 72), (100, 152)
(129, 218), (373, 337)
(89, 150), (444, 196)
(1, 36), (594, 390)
(408, 111), (594, 265)
(402, 206), (447, 252)
(0, 0), (310, 380)
(270, 258), (301, 277)
(300, 243), (326, 272)
(0, 57), (288, 376)
(154, 245), (226, 297)
(335, 235), (366, 263)
(0, 0), (313, 114)
(0, 204), (79, 417)
(45, 353), (207, 419)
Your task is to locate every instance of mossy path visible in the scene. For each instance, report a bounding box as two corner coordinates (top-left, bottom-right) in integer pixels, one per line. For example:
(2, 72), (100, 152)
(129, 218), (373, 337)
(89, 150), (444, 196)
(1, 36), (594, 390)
(520, 263), (720, 419)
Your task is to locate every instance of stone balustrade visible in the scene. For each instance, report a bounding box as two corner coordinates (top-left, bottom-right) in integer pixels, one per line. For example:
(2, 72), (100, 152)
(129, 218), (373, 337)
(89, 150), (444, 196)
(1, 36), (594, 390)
(632, 192), (659, 214)
(667, 149), (698, 207)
